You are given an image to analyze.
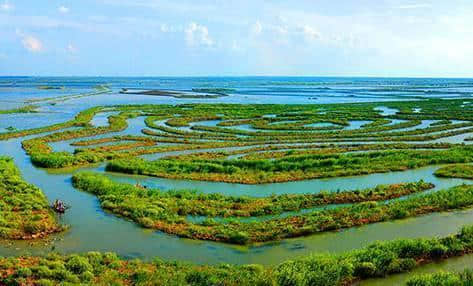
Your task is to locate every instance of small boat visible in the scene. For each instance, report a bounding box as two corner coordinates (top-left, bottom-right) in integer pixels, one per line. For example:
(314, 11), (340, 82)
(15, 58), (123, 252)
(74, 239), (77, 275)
(51, 200), (70, 214)
(135, 183), (148, 189)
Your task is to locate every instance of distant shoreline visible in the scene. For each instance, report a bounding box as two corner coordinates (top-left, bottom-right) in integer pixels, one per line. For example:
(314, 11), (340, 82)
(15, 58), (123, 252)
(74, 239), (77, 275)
(119, 88), (228, 98)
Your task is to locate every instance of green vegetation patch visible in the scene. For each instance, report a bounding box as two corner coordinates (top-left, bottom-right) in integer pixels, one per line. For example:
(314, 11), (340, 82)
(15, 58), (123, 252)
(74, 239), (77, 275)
(406, 269), (473, 285)
(37, 86), (64, 90)
(3, 225), (473, 285)
(107, 147), (473, 184)
(72, 172), (433, 218)
(435, 164), (473, 180)
(0, 105), (37, 114)
(27, 85), (110, 103)
(0, 252), (272, 286)
(72, 171), (473, 245)
(2, 99), (473, 173)
(0, 157), (63, 239)
(275, 225), (473, 285)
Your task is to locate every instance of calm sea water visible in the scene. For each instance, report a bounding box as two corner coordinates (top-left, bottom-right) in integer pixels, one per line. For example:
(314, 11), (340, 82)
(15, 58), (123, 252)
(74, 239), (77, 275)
(1, 76), (473, 109)
(1, 76), (470, 131)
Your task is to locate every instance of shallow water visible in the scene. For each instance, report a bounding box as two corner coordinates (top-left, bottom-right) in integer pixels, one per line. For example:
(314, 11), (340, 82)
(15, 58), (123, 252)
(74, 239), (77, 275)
(344, 120), (372, 130)
(0, 111), (76, 131)
(90, 111), (119, 127)
(106, 165), (468, 197)
(304, 122), (336, 128)
(360, 252), (473, 285)
(387, 120), (439, 132)
(374, 106), (399, 116)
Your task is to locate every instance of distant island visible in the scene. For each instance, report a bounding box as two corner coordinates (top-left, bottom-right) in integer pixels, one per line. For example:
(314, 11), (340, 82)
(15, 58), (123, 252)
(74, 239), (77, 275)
(119, 88), (234, 98)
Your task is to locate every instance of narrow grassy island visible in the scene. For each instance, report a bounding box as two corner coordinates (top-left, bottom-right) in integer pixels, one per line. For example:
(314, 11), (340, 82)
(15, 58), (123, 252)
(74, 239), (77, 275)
(0, 157), (63, 239)
(72, 171), (473, 245)
(275, 225), (473, 285)
(435, 164), (473, 179)
(106, 147), (473, 184)
(72, 172), (434, 217)
(406, 270), (473, 285)
(0, 105), (37, 114)
(3, 225), (473, 285)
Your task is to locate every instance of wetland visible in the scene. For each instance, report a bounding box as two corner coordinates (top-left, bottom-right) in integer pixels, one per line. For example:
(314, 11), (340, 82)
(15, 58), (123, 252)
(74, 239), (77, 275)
(2, 77), (473, 285)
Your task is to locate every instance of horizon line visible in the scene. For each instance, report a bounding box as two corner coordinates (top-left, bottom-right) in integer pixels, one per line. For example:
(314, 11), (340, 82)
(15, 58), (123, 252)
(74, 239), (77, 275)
(1, 75), (473, 79)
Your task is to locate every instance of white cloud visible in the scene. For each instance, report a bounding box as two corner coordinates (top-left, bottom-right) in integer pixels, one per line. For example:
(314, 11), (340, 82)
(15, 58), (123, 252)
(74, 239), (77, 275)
(302, 25), (320, 41)
(185, 22), (214, 47)
(160, 23), (170, 32)
(16, 31), (44, 53)
(23, 36), (43, 52)
(231, 40), (244, 52)
(0, 1), (13, 12)
(248, 20), (321, 47)
(275, 25), (288, 36)
(58, 6), (70, 13)
(398, 3), (431, 9)
(158, 23), (178, 33)
(66, 43), (77, 53)
(251, 21), (263, 35)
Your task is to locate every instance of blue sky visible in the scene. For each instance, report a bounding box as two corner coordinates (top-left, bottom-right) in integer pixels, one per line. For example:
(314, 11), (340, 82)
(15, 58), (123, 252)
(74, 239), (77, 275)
(0, 0), (472, 77)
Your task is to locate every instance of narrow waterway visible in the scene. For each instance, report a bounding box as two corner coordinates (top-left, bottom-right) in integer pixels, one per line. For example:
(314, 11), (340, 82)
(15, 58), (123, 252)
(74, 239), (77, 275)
(2, 123), (473, 271)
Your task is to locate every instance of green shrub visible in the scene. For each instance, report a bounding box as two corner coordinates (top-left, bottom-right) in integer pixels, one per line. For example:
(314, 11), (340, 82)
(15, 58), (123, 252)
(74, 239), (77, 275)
(65, 255), (92, 274)
(15, 267), (33, 278)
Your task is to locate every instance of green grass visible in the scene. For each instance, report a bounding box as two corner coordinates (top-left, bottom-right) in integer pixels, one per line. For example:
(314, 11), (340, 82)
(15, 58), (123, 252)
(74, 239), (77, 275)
(0, 98), (470, 172)
(0, 105), (37, 114)
(406, 269), (473, 285)
(0, 252), (272, 286)
(435, 164), (473, 179)
(106, 147), (473, 184)
(3, 225), (473, 285)
(71, 171), (473, 245)
(0, 157), (64, 239)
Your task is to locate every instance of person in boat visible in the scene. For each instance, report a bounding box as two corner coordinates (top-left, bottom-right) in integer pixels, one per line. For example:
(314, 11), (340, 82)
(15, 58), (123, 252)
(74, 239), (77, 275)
(135, 183), (148, 189)
(53, 199), (66, 213)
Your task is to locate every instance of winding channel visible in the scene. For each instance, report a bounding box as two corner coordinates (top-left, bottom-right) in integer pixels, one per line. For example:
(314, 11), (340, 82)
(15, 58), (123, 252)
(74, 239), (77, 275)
(1, 113), (473, 277)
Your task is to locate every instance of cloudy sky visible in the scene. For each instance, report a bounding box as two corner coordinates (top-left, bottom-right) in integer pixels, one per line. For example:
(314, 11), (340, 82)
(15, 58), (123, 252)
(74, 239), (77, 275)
(0, 0), (472, 77)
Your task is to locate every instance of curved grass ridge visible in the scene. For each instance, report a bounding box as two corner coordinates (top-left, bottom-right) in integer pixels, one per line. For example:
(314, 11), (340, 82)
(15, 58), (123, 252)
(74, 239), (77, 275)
(0, 106), (101, 141)
(106, 147), (473, 184)
(435, 164), (473, 179)
(72, 172), (434, 218)
(26, 85), (111, 104)
(1, 99), (472, 172)
(18, 108), (255, 169)
(406, 269), (473, 285)
(3, 225), (473, 285)
(0, 157), (64, 239)
(0, 105), (37, 114)
(71, 171), (472, 245)
(275, 225), (473, 285)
